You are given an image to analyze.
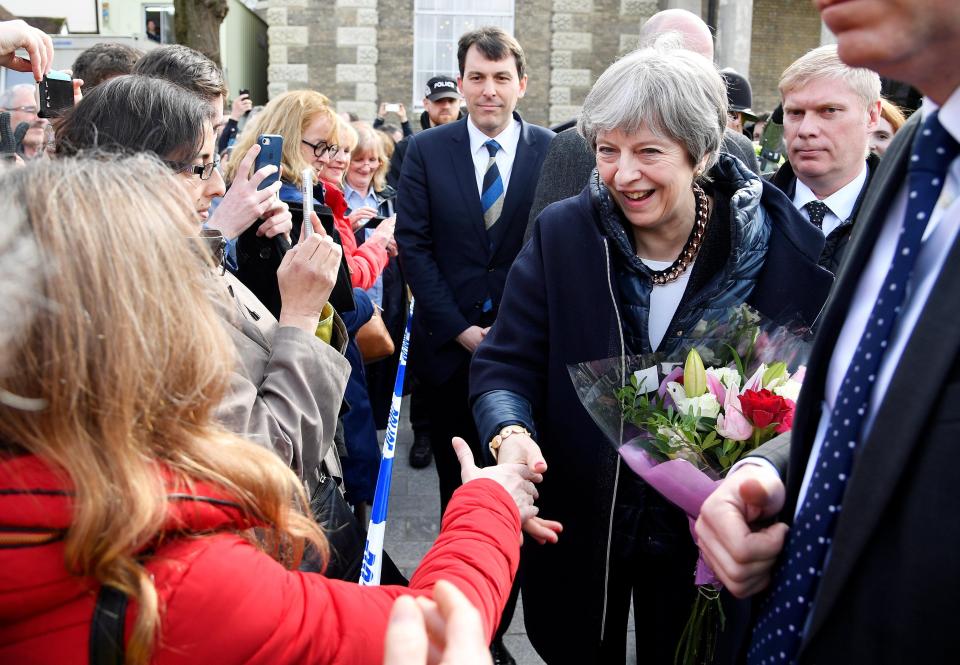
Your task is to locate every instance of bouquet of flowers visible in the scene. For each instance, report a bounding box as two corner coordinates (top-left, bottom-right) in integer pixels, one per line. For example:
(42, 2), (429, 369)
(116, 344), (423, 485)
(568, 304), (810, 665)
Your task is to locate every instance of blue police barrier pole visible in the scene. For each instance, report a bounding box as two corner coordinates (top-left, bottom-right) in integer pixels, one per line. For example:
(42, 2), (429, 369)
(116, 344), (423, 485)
(359, 298), (414, 586)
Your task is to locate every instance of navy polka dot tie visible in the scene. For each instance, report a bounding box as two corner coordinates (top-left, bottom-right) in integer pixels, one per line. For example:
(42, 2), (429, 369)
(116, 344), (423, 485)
(803, 200), (829, 230)
(748, 110), (960, 665)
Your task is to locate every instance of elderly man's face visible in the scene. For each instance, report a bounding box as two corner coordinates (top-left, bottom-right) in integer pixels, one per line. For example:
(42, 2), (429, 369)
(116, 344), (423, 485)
(5, 87), (47, 159)
(783, 77), (878, 198)
(814, 0), (960, 102)
(6, 87), (41, 129)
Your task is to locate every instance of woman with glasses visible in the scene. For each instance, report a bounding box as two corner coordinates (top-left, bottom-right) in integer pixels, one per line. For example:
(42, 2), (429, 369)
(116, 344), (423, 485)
(226, 91), (397, 513)
(343, 122), (408, 433)
(226, 90), (395, 292)
(54, 74), (352, 492)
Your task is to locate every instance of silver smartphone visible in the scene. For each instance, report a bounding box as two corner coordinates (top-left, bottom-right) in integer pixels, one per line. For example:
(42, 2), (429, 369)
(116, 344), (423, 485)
(301, 167), (314, 238)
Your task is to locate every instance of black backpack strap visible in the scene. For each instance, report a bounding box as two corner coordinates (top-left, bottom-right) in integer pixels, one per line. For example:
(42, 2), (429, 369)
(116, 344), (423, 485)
(89, 584), (127, 665)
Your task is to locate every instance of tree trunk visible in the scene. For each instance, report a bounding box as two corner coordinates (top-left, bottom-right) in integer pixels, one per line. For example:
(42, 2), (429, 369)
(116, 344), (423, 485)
(173, 0), (229, 68)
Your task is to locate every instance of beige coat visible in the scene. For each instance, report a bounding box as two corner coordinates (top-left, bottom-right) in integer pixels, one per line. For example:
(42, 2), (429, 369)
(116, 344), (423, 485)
(214, 271), (350, 481)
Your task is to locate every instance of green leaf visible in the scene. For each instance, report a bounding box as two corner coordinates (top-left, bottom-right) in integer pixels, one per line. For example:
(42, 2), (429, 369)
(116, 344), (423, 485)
(701, 431), (720, 450)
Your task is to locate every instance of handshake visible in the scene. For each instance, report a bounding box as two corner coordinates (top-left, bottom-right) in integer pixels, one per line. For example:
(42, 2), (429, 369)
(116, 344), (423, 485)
(456, 432), (563, 546)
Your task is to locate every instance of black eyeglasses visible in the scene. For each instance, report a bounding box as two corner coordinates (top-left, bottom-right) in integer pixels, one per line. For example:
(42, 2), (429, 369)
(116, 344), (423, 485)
(302, 138), (339, 158)
(179, 153), (220, 180)
(3, 105), (38, 115)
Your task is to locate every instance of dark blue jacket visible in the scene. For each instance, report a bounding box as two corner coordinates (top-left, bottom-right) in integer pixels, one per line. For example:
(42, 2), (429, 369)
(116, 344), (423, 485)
(469, 155), (833, 661)
(395, 114), (554, 385)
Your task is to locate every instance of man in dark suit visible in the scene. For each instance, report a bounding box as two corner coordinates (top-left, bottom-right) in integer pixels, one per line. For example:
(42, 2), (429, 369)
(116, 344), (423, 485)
(396, 26), (553, 512)
(396, 26), (553, 664)
(696, 1), (960, 663)
(769, 44), (882, 274)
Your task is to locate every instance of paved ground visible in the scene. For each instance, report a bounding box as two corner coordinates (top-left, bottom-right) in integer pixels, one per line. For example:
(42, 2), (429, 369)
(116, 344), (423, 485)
(381, 401), (636, 664)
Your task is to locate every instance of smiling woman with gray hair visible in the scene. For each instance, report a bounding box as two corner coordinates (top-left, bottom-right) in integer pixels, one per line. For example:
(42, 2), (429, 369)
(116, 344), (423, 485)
(469, 45), (834, 663)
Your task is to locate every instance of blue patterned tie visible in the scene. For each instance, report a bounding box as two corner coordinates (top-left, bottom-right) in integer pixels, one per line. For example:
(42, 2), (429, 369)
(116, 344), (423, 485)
(481, 139), (504, 230)
(748, 111), (959, 665)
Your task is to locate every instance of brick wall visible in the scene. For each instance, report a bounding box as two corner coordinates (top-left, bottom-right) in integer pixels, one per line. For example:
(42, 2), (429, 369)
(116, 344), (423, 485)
(260, 0), (822, 127)
(514, 0), (553, 126)
(377, 0), (414, 120)
(749, 0), (822, 113)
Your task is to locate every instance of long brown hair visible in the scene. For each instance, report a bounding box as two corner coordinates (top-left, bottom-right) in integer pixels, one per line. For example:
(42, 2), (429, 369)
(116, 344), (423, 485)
(0, 156), (326, 664)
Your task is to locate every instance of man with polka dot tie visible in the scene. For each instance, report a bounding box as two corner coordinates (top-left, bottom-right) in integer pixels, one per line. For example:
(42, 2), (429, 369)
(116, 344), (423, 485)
(769, 45), (882, 276)
(695, 1), (960, 663)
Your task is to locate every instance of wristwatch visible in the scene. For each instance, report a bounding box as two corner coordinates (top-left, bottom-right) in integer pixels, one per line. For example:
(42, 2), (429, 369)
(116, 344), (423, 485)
(489, 425), (532, 461)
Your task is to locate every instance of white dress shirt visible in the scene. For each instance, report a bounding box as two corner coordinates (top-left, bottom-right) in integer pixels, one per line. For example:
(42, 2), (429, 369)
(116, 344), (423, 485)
(745, 88), (960, 516)
(793, 163), (869, 237)
(467, 115), (522, 197)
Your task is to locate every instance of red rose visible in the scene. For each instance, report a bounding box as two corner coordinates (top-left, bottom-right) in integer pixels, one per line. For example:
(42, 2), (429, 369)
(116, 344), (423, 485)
(738, 389), (796, 433)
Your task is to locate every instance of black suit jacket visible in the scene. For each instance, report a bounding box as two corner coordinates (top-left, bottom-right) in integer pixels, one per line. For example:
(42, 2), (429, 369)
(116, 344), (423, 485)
(756, 112), (960, 663)
(395, 114), (554, 385)
(767, 152), (880, 274)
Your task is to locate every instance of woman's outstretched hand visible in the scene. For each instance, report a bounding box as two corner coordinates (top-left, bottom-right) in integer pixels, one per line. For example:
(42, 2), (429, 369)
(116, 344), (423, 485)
(453, 437), (541, 526)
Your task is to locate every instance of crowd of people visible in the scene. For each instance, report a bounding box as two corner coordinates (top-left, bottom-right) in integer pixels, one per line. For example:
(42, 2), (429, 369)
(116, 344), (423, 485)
(1, 0), (958, 663)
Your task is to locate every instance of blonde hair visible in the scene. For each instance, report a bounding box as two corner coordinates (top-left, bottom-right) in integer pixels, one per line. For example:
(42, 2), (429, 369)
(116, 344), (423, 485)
(223, 90), (341, 188)
(377, 129), (396, 160)
(880, 97), (907, 132)
(0, 156), (326, 664)
(779, 44), (881, 111)
(351, 121), (390, 193)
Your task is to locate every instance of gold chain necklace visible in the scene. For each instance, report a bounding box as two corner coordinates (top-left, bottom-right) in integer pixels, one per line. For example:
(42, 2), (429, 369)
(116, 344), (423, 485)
(648, 183), (709, 285)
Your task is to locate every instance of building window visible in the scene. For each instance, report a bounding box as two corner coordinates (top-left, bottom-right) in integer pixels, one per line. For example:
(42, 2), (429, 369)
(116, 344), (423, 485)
(412, 0), (515, 109)
(143, 4), (175, 44)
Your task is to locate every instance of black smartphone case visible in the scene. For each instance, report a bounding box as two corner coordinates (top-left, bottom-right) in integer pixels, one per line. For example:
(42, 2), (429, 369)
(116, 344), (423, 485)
(254, 135), (283, 191)
(38, 77), (74, 119)
(287, 201), (356, 314)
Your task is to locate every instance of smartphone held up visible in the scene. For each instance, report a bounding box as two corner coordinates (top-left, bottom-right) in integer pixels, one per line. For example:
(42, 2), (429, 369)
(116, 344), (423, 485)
(254, 134), (283, 191)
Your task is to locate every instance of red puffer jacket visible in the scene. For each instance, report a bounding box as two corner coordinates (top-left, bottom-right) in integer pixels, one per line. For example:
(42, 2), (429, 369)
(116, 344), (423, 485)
(0, 454), (520, 664)
(322, 181), (389, 290)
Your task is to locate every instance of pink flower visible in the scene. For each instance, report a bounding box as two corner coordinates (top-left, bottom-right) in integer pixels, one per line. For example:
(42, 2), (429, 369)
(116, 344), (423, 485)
(716, 385), (753, 441)
(742, 365), (766, 392)
(705, 372), (726, 404)
(658, 366), (684, 407)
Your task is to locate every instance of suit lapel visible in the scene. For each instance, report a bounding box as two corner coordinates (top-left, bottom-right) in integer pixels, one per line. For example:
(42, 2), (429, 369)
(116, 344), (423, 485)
(489, 117), (538, 256)
(449, 119), (491, 254)
(803, 230), (960, 648)
(783, 116), (920, 519)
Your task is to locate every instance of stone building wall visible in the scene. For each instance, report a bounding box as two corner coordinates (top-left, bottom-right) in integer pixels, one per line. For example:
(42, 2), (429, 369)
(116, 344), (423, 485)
(259, 0), (824, 127)
(377, 0), (414, 120)
(748, 0), (822, 113)
(514, 0), (552, 125)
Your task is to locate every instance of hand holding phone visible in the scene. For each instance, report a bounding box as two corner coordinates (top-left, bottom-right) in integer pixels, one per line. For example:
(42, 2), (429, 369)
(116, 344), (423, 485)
(361, 215), (387, 229)
(385, 103), (400, 114)
(254, 134), (283, 191)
